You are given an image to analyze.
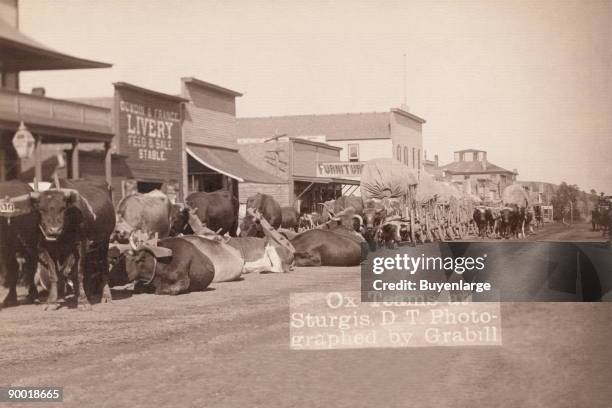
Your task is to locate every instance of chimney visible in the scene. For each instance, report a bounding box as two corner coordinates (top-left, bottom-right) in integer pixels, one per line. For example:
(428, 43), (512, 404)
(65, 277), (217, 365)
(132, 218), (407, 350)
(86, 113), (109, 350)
(434, 154), (439, 168)
(31, 87), (46, 97)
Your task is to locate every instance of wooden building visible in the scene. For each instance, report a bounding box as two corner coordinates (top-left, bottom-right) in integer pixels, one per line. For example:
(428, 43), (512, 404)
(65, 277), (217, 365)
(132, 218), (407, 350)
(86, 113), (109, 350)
(0, 3), (113, 185)
(238, 137), (359, 212)
(236, 107), (426, 197)
(439, 149), (517, 201)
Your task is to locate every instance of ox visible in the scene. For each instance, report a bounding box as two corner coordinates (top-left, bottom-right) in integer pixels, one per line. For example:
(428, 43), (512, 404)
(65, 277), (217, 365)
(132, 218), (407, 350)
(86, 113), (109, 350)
(291, 226), (365, 267)
(0, 180), (40, 307)
(123, 238), (214, 295)
(186, 190), (239, 237)
(245, 193), (282, 230)
(186, 210), (291, 274)
(299, 212), (325, 230)
(473, 207), (495, 238)
(22, 179), (115, 310)
(362, 199), (387, 246)
(114, 190), (171, 243)
(280, 206), (299, 232)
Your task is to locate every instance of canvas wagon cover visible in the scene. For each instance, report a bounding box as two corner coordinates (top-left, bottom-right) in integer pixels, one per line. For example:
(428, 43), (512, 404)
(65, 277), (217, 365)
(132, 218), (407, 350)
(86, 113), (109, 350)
(416, 171), (445, 203)
(360, 158), (418, 201)
(502, 184), (530, 206)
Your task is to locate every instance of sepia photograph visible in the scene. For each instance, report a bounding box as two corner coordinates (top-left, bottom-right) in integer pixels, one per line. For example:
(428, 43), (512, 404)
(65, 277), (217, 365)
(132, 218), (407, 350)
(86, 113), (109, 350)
(0, 0), (611, 407)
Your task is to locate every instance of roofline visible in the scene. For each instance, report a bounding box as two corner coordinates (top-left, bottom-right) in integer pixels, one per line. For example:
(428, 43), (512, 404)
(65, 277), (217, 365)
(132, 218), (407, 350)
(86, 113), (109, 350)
(113, 82), (189, 103)
(181, 77), (243, 97)
(0, 38), (112, 71)
(325, 136), (390, 141)
(442, 169), (517, 175)
(238, 111), (392, 120)
(390, 108), (426, 124)
(289, 137), (342, 150)
(454, 149), (486, 153)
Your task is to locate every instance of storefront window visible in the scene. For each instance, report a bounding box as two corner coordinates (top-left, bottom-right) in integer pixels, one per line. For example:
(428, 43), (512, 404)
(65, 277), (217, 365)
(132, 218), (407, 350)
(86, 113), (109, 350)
(348, 144), (359, 162)
(403, 147), (408, 166)
(396, 145), (401, 161)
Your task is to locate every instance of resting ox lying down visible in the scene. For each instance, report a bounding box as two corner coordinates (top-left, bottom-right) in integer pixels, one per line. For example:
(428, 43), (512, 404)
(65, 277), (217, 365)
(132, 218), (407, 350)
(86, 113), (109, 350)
(109, 234), (290, 295)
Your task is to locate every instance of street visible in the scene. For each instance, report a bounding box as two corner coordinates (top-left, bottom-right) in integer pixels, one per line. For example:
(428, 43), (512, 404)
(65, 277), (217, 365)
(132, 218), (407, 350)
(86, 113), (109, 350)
(465, 221), (608, 242)
(1, 228), (611, 408)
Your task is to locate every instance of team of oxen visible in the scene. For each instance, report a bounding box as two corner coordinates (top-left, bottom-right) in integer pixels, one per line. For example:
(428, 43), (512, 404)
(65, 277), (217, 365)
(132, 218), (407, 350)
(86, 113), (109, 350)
(0, 179), (367, 310)
(472, 203), (541, 240)
(0, 175), (560, 311)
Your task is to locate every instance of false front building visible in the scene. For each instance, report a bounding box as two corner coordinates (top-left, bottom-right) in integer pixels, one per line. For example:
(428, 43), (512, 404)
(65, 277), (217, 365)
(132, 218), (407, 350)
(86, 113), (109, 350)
(236, 108), (426, 206)
(439, 149), (517, 201)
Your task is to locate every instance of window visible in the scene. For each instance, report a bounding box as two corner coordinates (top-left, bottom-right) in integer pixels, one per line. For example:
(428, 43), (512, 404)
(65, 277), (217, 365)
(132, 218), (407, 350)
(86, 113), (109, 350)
(396, 145), (401, 161)
(418, 149), (421, 169)
(348, 144), (359, 162)
(404, 147), (408, 166)
(412, 148), (416, 169)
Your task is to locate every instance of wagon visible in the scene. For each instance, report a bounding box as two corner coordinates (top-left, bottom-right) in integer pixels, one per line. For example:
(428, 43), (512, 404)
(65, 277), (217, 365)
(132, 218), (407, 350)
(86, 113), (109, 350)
(359, 158), (476, 245)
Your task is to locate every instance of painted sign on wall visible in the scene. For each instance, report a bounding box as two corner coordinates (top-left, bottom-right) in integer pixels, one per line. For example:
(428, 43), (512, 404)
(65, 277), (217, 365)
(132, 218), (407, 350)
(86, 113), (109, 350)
(316, 161), (365, 179)
(114, 83), (184, 198)
(118, 99), (180, 162)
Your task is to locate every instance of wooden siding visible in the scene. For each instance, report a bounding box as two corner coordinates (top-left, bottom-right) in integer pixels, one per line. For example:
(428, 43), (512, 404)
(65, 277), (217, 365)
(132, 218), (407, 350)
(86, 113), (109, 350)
(183, 105), (237, 150)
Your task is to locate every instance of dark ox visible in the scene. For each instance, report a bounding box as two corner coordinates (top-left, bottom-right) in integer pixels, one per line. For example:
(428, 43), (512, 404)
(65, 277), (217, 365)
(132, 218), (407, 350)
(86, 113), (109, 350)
(123, 237), (214, 295)
(246, 193), (282, 230)
(473, 207), (494, 238)
(362, 200), (387, 244)
(280, 206), (299, 232)
(0, 180), (40, 307)
(30, 179), (115, 310)
(186, 190), (239, 236)
(168, 203), (192, 236)
(499, 207), (514, 239)
(114, 190), (172, 243)
(291, 226), (366, 267)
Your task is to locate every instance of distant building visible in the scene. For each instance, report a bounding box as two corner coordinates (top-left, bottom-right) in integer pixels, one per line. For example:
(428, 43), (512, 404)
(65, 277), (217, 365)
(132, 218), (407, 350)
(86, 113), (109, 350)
(423, 152), (443, 180)
(439, 149), (517, 201)
(516, 181), (557, 205)
(237, 108), (426, 181)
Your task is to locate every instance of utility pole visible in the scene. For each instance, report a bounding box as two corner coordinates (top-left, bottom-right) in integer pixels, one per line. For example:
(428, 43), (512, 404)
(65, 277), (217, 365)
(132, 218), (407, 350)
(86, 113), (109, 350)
(265, 130), (287, 176)
(402, 53), (407, 107)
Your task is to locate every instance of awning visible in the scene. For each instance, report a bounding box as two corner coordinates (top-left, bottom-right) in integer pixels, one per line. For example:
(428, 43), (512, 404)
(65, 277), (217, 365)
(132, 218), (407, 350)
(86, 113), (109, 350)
(331, 178), (360, 186)
(187, 145), (284, 184)
(293, 176), (333, 184)
(293, 176), (360, 186)
(0, 18), (112, 71)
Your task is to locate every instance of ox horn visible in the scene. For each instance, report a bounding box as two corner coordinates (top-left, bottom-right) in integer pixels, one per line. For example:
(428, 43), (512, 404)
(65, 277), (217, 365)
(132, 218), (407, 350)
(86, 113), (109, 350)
(352, 214), (363, 226)
(128, 231), (138, 251)
(53, 173), (60, 190)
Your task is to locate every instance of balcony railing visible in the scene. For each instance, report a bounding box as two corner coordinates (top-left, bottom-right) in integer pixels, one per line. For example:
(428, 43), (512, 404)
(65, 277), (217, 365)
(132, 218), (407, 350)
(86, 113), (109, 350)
(0, 88), (112, 131)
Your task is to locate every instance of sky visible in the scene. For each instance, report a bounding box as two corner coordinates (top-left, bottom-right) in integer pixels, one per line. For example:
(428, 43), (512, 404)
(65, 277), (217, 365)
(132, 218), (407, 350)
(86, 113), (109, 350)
(17, 0), (612, 194)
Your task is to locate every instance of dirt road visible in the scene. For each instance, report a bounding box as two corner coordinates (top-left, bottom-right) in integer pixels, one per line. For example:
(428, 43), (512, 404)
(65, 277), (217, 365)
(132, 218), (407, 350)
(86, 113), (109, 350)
(1, 263), (611, 408)
(467, 221), (608, 242)
(525, 222), (609, 241)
